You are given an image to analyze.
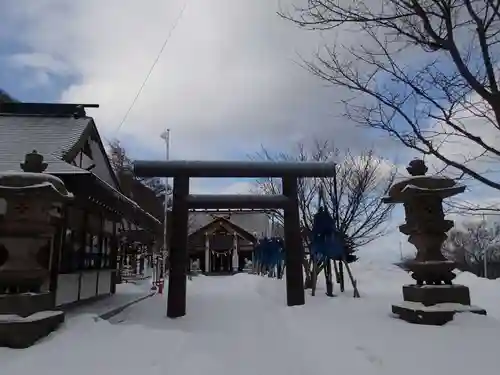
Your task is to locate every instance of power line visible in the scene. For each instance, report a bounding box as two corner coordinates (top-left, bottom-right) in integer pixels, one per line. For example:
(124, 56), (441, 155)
(114, 1), (189, 134)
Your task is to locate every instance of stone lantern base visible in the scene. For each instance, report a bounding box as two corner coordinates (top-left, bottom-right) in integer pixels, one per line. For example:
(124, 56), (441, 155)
(392, 284), (486, 325)
(0, 293), (65, 348)
(0, 311), (65, 349)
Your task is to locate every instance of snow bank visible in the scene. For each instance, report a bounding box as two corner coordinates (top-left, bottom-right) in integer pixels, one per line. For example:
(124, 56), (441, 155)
(0, 310), (63, 322)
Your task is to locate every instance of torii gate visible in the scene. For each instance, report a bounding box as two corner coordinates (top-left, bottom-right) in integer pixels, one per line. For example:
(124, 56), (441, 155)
(133, 160), (337, 318)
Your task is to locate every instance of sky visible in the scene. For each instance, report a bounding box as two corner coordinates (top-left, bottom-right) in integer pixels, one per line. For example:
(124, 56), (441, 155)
(1, 0), (499, 261)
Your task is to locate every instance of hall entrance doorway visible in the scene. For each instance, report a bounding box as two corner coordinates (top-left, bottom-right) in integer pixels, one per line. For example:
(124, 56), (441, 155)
(210, 250), (232, 273)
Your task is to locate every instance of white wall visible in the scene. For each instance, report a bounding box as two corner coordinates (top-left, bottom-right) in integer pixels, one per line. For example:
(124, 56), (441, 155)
(98, 270), (112, 295)
(55, 273), (80, 306)
(89, 139), (117, 187)
(80, 271), (98, 300)
(55, 269), (112, 306)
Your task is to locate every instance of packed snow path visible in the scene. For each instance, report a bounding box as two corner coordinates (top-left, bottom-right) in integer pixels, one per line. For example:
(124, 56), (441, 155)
(1, 262), (500, 375)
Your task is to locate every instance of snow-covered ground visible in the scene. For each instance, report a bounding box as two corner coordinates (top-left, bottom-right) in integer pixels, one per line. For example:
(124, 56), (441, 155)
(65, 281), (154, 318)
(1, 260), (499, 375)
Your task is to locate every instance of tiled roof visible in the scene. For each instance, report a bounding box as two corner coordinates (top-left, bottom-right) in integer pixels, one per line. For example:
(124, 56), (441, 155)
(0, 109), (161, 230)
(130, 179), (164, 221)
(92, 174), (161, 228)
(189, 210), (270, 237)
(229, 211), (270, 237)
(189, 216), (257, 242)
(0, 115), (91, 174)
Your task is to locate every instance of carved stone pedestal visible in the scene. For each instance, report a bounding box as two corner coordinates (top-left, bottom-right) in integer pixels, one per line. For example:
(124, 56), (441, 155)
(402, 284), (471, 305)
(0, 293), (64, 349)
(0, 292), (54, 316)
(392, 284), (486, 326)
(0, 311), (65, 349)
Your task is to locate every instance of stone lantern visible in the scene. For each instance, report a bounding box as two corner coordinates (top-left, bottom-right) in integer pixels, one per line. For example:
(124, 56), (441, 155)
(0, 150), (73, 348)
(383, 159), (486, 325)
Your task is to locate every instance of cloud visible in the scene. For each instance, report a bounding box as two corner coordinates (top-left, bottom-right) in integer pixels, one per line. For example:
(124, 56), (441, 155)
(4, 52), (74, 87)
(6, 52), (72, 75)
(221, 181), (255, 194)
(1, 0), (404, 162)
(189, 178), (254, 195)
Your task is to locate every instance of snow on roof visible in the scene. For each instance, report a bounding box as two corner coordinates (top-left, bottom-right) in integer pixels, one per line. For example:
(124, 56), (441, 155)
(0, 310), (64, 322)
(0, 170), (67, 184)
(0, 180), (74, 200)
(0, 115), (91, 174)
(92, 174), (161, 226)
(188, 210), (270, 237)
(0, 114), (159, 227)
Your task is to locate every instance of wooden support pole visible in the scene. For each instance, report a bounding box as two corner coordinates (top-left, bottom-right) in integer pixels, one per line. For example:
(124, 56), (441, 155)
(343, 260), (360, 298)
(77, 211), (88, 301)
(110, 221), (118, 294)
(167, 175), (189, 318)
(282, 176), (305, 306)
(325, 259), (334, 297)
(339, 260), (345, 292)
(204, 232), (210, 273)
(304, 256), (313, 289)
(333, 259), (339, 283)
(232, 232), (239, 272)
(95, 213), (104, 296)
(311, 253), (318, 296)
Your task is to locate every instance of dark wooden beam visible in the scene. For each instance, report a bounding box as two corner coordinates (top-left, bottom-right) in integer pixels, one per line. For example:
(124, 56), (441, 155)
(133, 160), (336, 178)
(0, 102), (99, 116)
(187, 194), (288, 209)
(110, 221), (118, 293)
(95, 213), (104, 296)
(49, 207), (67, 303)
(282, 176), (305, 307)
(77, 211), (88, 301)
(167, 175), (190, 318)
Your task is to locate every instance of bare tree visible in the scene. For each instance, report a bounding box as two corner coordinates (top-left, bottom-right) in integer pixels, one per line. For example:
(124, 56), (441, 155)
(253, 140), (395, 288)
(281, 0), (500, 192)
(253, 142), (317, 236)
(0, 89), (19, 103)
(108, 139), (132, 172)
(443, 218), (500, 276)
(445, 195), (500, 217)
(107, 138), (169, 200)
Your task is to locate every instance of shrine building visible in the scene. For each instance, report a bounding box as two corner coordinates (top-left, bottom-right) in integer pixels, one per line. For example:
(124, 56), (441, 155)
(0, 102), (161, 307)
(187, 209), (277, 274)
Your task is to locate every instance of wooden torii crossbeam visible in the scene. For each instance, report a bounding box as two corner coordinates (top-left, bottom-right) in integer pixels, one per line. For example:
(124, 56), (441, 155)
(133, 160), (337, 318)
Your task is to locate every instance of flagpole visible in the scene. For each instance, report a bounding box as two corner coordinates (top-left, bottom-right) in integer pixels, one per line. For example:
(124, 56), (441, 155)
(160, 129), (171, 276)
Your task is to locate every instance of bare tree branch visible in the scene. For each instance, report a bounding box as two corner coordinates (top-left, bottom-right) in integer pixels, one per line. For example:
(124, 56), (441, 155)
(280, 0), (500, 195)
(252, 140), (395, 252)
(443, 217), (500, 276)
(108, 138), (169, 200)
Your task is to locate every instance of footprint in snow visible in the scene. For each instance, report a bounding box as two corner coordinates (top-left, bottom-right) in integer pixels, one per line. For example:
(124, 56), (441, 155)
(355, 345), (384, 367)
